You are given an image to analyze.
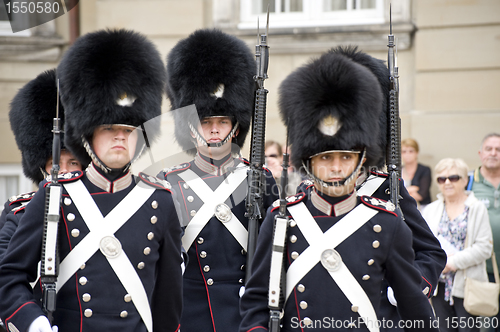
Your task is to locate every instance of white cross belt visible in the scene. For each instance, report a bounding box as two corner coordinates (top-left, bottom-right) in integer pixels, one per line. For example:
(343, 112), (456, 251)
(178, 165), (248, 251)
(286, 202), (380, 332)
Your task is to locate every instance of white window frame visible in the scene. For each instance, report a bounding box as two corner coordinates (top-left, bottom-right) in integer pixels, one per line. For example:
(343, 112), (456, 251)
(0, 164), (34, 211)
(239, 0), (384, 29)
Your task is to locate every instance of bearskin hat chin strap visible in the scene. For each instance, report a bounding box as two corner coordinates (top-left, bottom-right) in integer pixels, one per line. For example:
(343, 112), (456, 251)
(303, 148), (366, 188)
(82, 136), (146, 174)
(188, 121), (239, 148)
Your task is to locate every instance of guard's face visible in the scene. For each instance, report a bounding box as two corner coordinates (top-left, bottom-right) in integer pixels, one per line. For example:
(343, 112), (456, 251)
(479, 136), (500, 171)
(92, 124), (138, 169)
(311, 151), (362, 197)
(45, 149), (82, 174)
(194, 116), (238, 159)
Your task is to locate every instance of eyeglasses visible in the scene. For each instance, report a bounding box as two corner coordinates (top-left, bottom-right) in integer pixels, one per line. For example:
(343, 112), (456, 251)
(265, 154), (278, 159)
(437, 175), (461, 184)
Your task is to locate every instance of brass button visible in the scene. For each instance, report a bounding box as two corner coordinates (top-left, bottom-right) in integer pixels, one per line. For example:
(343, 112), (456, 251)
(373, 225), (382, 233)
(291, 251), (299, 260)
(200, 251), (207, 258)
(67, 213), (75, 221)
(300, 301), (308, 309)
(207, 278), (214, 286)
(351, 305), (359, 312)
(150, 216), (158, 224)
(362, 275), (370, 281)
(64, 198), (72, 206)
(290, 235), (297, 243)
(80, 263), (86, 270)
(151, 200), (158, 209)
(143, 247), (151, 255)
(289, 219), (296, 227)
(190, 210), (197, 217)
(367, 259), (374, 266)
(71, 229), (80, 237)
(120, 311), (128, 318)
(124, 294), (132, 302)
(183, 183), (190, 189)
(147, 232), (154, 240)
(79, 276), (88, 285)
(82, 293), (91, 302)
(297, 284), (305, 293)
(203, 265), (210, 272)
(137, 262), (145, 269)
(303, 317), (312, 326)
(372, 240), (380, 249)
(84, 309), (93, 317)
(197, 237), (204, 244)
(187, 196), (194, 202)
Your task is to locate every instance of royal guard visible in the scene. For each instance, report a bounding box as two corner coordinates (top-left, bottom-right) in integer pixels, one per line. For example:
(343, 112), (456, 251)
(296, 47), (446, 330)
(239, 47), (438, 332)
(159, 29), (278, 332)
(0, 29), (183, 332)
(0, 69), (84, 234)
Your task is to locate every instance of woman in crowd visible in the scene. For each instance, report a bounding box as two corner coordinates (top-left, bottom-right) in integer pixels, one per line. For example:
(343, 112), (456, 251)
(402, 138), (432, 209)
(423, 158), (492, 332)
(265, 140), (302, 196)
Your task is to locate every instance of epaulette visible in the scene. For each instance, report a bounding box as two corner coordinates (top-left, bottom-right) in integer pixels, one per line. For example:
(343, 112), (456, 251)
(43, 171), (84, 187)
(271, 192), (306, 212)
(12, 201), (30, 214)
(161, 163), (190, 176)
(369, 170), (388, 178)
(8, 191), (36, 205)
(138, 172), (172, 191)
(301, 179), (314, 188)
(360, 195), (397, 217)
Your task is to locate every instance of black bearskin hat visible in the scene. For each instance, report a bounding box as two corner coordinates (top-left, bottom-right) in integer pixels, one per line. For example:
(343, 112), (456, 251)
(9, 69), (70, 183)
(166, 29), (255, 152)
(58, 29), (166, 166)
(279, 46), (386, 171)
(336, 46), (390, 168)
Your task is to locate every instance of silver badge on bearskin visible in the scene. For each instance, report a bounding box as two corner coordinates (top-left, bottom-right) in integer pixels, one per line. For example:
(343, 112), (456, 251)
(214, 203), (232, 222)
(320, 249), (342, 272)
(100, 236), (122, 258)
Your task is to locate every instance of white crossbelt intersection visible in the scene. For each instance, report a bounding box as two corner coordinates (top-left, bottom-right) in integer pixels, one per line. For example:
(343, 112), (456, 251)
(178, 164), (248, 251)
(286, 202), (380, 332)
(59, 180), (156, 332)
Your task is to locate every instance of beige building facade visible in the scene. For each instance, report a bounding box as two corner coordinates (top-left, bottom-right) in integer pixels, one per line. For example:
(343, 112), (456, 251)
(0, 0), (499, 204)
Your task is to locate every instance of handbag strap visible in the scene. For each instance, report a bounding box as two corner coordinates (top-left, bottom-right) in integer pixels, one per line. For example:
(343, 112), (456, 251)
(492, 251), (499, 284)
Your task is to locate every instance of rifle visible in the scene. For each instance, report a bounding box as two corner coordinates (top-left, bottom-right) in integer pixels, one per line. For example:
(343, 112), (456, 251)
(245, 11), (270, 283)
(41, 79), (63, 323)
(386, 5), (403, 217)
(268, 133), (290, 332)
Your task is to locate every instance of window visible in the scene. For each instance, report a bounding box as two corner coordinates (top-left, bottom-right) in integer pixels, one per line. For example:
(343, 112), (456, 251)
(0, 2), (31, 36)
(239, 0), (384, 29)
(0, 165), (34, 212)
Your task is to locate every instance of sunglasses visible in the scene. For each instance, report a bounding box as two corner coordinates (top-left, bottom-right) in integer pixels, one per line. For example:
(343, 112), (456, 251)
(437, 175), (461, 184)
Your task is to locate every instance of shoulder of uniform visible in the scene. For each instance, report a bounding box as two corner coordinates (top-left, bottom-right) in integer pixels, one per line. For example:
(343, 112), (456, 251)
(8, 191), (37, 205)
(369, 170), (388, 178)
(239, 157), (250, 165)
(42, 171), (84, 187)
(301, 179), (314, 188)
(360, 195), (397, 217)
(12, 201), (30, 214)
(271, 192), (306, 212)
(138, 172), (173, 191)
(161, 162), (191, 177)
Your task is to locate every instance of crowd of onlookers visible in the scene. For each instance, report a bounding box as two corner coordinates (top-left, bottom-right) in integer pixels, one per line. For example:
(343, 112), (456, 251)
(266, 133), (500, 332)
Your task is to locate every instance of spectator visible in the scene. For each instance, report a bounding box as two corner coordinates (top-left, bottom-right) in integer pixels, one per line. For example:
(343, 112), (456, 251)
(401, 138), (432, 210)
(423, 158), (492, 332)
(265, 140), (302, 196)
(468, 133), (500, 331)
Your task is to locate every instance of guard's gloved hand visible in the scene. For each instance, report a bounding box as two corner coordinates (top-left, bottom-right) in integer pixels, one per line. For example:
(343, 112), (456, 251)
(387, 286), (397, 306)
(28, 316), (58, 332)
